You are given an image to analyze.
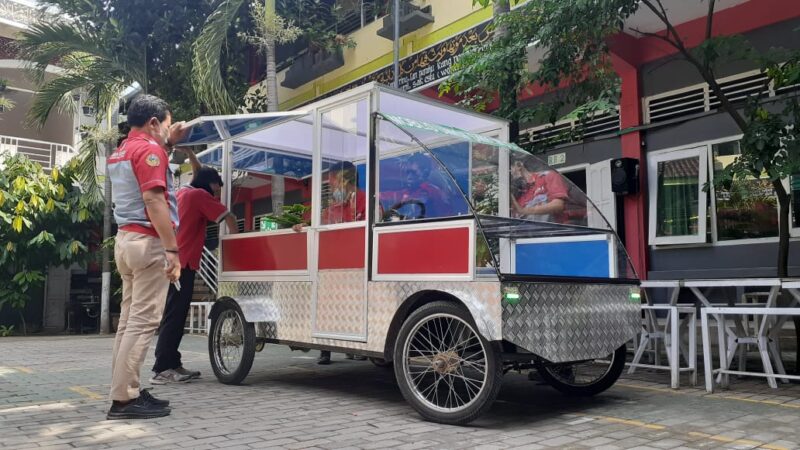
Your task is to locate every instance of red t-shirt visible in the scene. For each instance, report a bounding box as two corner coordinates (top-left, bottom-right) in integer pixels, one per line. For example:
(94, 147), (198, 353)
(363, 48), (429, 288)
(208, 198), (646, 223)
(176, 186), (228, 270)
(107, 130), (178, 237)
(322, 190), (366, 225)
(515, 170), (569, 223)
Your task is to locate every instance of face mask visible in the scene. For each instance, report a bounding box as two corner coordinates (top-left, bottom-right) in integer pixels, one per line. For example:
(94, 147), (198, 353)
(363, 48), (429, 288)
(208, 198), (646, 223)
(332, 190), (346, 203)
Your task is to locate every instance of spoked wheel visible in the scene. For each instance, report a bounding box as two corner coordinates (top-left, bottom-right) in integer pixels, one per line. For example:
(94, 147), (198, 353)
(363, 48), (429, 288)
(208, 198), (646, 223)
(394, 301), (502, 425)
(537, 344), (627, 396)
(209, 300), (256, 385)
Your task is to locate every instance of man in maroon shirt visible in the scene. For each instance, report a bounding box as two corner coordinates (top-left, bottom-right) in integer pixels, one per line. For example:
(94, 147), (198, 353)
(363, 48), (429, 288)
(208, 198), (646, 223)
(151, 151), (238, 384)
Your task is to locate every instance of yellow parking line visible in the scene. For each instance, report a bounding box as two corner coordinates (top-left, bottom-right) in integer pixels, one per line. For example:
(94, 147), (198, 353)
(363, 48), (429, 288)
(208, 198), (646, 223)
(574, 413), (665, 430)
(617, 382), (680, 394)
(688, 431), (786, 450)
(618, 382), (800, 410)
(68, 386), (104, 401)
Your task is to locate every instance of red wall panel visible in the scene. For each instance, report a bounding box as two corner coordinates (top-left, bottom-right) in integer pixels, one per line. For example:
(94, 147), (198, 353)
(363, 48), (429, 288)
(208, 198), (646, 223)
(318, 227), (366, 270)
(377, 227), (470, 274)
(222, 233), (307, 271)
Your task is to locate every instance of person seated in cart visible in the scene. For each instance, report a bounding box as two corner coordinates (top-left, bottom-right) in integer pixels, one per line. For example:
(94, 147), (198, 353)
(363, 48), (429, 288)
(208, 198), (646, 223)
(380, 153), (452, 221)
(510, 157), (569, 223)
(292, 161), (367, 364)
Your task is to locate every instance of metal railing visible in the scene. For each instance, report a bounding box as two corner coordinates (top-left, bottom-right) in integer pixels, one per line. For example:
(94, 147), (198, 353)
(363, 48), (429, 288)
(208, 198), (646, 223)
(0, 135), (77, 171)
(0, 0), (46, 27)
(197, 245), (218, 295)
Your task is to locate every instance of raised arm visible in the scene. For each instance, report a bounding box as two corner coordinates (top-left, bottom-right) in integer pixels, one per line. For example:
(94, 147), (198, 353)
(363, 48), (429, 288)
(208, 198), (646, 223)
(182, 148), (202, 181)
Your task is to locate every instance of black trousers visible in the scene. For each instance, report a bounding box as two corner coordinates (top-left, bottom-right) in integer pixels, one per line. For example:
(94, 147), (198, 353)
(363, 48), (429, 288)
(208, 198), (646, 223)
(153, 268), (196, 374)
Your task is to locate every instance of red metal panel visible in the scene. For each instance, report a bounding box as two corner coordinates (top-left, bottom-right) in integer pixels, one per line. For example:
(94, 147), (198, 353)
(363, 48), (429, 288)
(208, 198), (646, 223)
(222, 233), (307, 271)
(377, 227), (470, 274)
(318, 227), (366, 270)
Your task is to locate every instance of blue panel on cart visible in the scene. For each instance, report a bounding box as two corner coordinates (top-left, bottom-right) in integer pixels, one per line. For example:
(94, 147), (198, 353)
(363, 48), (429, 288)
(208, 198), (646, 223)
(515, 240), (610, 278)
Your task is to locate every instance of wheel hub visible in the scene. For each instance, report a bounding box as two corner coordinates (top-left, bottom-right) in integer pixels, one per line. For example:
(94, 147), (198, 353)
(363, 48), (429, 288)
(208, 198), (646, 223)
(432, 351), (460, 374)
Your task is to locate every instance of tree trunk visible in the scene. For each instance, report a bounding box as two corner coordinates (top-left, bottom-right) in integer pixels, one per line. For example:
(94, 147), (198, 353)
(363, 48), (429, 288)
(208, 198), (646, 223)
(100, 142), (113, 334)
(773, 180), (800, 373)
(492, 0), (519, 143)
(266, 40), (279, 112)
(17, 310), (26, 336)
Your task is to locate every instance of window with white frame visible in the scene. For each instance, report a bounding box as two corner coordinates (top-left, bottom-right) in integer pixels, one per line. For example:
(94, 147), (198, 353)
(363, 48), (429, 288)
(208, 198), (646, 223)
(648, 146), (708, 245)
(650, 138), (800, 245)
(711, 140), (778, 241)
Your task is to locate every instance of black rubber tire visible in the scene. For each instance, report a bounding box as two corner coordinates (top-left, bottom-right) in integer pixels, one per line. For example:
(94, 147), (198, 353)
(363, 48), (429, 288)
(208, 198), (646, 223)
(208, 299), (256, 385)
(537, 344), (627, 397)
(369, 357), (393, 368)
(393, 301), (503, 425)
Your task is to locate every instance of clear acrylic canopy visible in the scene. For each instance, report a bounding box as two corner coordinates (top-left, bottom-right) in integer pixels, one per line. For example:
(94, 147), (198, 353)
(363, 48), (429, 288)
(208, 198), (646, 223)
(179, 83), (637, 280)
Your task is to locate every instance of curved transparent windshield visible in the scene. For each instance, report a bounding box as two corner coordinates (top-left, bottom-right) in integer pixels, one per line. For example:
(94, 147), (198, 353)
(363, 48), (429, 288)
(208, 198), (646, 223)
(378, 113), (637, 280)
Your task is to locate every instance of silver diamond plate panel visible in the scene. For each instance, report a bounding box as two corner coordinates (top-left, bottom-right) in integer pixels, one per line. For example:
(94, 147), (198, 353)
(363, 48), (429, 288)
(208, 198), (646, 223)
(366, 281), (502, 354)
(219, 281), (312, 342)
(315, 270), (366, 337)
(502, 282), (640, 363)
(219, 280), (502, 354)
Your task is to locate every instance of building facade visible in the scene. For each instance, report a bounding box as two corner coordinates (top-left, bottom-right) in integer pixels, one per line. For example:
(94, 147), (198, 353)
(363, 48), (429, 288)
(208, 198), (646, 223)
(0, 0), (99, 333)
(254, 0), (800, 281)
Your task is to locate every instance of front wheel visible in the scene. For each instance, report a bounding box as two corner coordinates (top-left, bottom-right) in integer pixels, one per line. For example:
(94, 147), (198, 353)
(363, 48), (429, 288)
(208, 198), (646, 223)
(393, 301), (502, 425)
(537, 344), (627, 396)
(208, 299), (256, 385)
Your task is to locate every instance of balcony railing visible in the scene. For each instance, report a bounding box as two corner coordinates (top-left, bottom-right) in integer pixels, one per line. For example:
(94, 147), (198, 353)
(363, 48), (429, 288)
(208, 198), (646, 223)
(0, 0), (47, 28)
(0, 134), (77, 171)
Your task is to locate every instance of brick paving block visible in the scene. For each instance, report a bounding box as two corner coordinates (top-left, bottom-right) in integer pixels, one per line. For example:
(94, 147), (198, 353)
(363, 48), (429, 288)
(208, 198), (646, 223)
(581, 437), (617, 447)
(535, 435), (579, 447)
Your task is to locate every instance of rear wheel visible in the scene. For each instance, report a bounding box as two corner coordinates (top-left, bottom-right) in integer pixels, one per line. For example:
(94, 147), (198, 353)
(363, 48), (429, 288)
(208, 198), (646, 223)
(208, 300), (256, 385)
(393, 301), (502, 425)
(537, 344), (627, 396)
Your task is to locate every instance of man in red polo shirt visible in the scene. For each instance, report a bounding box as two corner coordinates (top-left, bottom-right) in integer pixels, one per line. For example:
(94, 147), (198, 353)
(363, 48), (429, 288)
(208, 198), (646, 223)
(151, 150), (238, 384)
(106, 94), (188, 420)
(510, 158), (569, 223)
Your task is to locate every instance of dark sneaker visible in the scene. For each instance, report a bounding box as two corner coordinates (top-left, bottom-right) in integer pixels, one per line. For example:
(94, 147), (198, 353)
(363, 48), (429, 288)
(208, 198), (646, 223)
(139, 388), (169, 407)
(107, 396), (171, 420)
(149, 369), (192, 385)
(353, 355), (367, 361)
(318, 351), (331, 365)
(174, 367), (201, 379)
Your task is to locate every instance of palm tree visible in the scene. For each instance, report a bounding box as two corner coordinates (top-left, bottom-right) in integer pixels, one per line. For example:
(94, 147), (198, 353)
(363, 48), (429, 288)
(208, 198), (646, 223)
(17, 21), (144, 334)
(193, 0), (250, 114)
(193, 0), (300, 113)
(240, 0), (301, 112)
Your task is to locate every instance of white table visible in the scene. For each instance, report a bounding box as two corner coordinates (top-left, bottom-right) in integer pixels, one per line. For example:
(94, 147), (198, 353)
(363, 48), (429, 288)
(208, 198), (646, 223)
(684, 279), (780, 383)
(702, 306), (800, 392)
(630, 281), (696, 388)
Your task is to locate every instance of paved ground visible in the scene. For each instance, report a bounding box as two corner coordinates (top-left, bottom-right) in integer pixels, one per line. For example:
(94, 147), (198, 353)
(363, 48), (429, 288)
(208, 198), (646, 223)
(2, 335), (800, 449)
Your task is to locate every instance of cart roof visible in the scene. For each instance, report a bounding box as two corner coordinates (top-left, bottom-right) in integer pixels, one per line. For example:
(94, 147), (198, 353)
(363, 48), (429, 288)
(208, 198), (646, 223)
(176, 83), (508, 148)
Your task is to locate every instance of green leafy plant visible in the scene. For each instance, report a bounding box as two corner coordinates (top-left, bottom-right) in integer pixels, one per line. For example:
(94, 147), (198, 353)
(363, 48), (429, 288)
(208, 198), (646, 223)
(0, 325), (14, 337)
(0, 153), (101, 334)
(264, 204), (310, 228)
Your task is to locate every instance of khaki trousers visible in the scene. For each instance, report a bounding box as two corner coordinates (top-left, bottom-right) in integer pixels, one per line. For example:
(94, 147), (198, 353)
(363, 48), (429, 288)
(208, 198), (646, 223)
(110, 231), (169, 402)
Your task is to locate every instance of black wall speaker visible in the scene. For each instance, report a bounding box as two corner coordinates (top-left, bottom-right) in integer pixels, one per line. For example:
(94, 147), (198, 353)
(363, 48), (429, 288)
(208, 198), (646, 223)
(611, 157), (639, 195)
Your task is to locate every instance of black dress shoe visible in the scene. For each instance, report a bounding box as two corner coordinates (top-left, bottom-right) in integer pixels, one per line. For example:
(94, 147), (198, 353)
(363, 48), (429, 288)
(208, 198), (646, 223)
(107, 396), (171, 420)
(140, 388), (169, 406)
(318, 350), (331, 365)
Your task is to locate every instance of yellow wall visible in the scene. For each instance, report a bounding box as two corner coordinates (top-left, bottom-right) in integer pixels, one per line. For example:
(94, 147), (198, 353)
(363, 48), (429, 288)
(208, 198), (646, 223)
(265, 0), (492, 110)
